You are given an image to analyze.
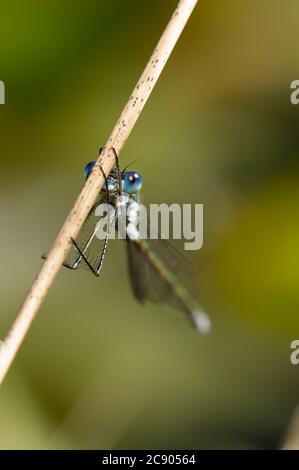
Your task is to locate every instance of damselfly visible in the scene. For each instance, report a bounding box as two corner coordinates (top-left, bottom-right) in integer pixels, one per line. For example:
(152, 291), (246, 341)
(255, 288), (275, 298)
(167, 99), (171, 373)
(56, 149), (211, 333)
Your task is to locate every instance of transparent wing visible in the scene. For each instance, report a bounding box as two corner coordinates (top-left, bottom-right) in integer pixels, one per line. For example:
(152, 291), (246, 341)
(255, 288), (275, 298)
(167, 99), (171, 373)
(64, 193), (109, 274)
(126, 238), (210, 333)
(126, 238), (196, 304)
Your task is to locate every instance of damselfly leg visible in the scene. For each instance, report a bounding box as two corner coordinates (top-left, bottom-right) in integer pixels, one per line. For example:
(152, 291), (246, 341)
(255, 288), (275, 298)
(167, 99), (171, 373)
(64, 149), (118, 275)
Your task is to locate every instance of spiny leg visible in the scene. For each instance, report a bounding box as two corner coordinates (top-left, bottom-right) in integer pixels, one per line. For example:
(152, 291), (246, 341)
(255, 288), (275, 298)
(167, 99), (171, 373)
(110, 147), (122, 196)
(42, 252), (80, 272)
(66, 147), (114, 274)
(70, 237), (99, 276)
(99, 146), (122, 196)
(93, 162), (111, 275)
(98, 159), (110, 205)
(68, 151), (111, 272)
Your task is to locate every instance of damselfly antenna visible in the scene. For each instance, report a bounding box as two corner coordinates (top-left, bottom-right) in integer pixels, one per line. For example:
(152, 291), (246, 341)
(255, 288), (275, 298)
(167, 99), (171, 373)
(122, 158), (140, 173)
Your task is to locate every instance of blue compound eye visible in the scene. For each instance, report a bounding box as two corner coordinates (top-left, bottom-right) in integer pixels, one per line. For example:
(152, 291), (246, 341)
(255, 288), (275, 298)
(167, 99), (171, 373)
(123, 171), (143, 194)
(83, 160), (96, 179)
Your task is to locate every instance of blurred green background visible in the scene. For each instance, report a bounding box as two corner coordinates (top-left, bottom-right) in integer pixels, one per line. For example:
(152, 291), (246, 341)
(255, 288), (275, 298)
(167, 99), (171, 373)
(0, 0), (299, 450)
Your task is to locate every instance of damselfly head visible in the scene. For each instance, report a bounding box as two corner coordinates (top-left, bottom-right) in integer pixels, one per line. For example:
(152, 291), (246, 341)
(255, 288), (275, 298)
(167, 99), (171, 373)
(123, 171), (143, 194)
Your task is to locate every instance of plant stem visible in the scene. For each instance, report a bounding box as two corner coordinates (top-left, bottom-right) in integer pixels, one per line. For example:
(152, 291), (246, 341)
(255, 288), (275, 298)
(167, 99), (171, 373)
(0, 0), (198, 385)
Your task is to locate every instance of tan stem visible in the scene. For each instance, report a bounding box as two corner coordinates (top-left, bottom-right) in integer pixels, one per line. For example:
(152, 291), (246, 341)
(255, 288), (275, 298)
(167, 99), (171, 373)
(0, 0), (199, 384)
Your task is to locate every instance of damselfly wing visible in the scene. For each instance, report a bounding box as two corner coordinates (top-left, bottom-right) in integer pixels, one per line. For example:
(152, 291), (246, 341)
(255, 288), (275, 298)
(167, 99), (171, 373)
(127, 237), (210, 332)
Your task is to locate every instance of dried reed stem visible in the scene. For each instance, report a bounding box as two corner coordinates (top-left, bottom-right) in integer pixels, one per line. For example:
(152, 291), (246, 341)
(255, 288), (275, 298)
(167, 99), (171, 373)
(0, 0), (198, 384)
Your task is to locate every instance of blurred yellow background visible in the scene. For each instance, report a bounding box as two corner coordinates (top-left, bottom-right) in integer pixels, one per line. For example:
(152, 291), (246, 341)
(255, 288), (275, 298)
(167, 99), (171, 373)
(0, 0), (298, 449)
